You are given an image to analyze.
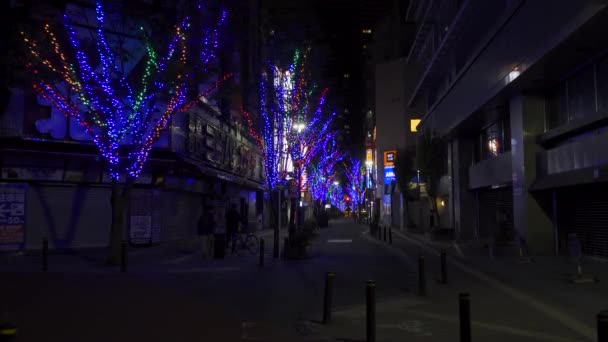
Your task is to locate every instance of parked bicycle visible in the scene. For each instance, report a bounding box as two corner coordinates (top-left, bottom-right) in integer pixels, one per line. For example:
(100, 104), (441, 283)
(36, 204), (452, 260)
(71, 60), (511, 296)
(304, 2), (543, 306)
(230, 230), (259, 256)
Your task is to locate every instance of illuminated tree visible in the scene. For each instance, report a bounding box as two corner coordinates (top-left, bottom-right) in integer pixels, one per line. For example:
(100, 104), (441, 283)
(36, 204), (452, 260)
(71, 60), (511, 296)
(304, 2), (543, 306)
(344, 158), (366, 222)
(250, 47), (336, 237)
(307, 137), (344, 210)
(328, 183), (345, 212)
(22, 1), (228, 262)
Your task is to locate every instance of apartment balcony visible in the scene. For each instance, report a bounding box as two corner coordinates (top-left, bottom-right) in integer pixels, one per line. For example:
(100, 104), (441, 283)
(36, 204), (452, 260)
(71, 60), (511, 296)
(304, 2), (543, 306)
(468, 151), (512, 189)
(533, 130), (608, 190)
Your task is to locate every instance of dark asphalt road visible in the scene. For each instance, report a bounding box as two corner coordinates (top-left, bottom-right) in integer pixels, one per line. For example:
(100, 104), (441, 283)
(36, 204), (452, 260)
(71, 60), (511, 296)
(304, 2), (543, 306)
(0, 219), (601, 341)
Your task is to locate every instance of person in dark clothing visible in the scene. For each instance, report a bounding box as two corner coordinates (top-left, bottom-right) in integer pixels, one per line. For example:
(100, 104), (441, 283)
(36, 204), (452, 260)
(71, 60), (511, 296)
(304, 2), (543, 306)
(225, 203), (241, 253)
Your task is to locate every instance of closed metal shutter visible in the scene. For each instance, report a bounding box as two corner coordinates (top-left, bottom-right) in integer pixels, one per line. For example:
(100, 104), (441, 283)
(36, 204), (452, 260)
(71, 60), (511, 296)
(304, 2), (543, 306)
(558, 183), (608, 258)
(160, 191), (201, 242)
(477, 186), (514, 243)
(129, 189), (162, 245)
(26, 184), (111, 250)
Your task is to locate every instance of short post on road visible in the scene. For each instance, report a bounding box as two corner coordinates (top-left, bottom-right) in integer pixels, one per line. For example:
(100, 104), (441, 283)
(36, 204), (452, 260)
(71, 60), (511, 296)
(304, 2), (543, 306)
(366, 280), (376, 342)
(283, 237), (289, 259)
(259, 238), (265, 267)
(440, 249), (448, 284)
(460, 293), (472, 342)
(42, 238), (48, 272)
(388, 227), (392, 244)
(322, 272), (335, 324)
(418, 255), (426, 296)
(121, 240), (127, 273)
(598, 310), (608, 342)
(383, 226), (387, 242)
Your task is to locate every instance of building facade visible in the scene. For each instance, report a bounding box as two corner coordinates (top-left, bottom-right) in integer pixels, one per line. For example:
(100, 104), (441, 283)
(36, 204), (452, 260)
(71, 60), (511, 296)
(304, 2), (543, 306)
(405, 0), (608, 257)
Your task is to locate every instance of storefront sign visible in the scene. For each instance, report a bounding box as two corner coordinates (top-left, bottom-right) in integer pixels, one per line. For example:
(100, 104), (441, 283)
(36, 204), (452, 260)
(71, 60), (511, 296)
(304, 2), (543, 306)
(384, 166), (396, 184)
(383, 150), (396, 167)
(0, 183), (27, 251)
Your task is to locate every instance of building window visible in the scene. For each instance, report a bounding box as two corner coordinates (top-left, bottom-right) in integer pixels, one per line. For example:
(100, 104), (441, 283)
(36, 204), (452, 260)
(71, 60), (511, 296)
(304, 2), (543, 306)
(568, 67), (595, 122)
(546, 85), (568, 130)
(596, 56), (608, 111)
(478, 119), (509, 161)
(362, 29), (372, 34)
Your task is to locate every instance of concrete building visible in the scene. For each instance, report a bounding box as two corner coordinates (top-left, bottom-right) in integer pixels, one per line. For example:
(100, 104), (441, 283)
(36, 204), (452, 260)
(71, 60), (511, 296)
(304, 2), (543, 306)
(369, 4), (420, 228)
(405, 0), (608, 257)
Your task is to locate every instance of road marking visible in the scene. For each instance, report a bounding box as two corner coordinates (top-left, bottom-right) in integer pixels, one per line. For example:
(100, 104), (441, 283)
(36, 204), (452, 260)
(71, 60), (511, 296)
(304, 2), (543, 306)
(401, 310), (582, 342)
(167, 266), (240, 273)
(391, 230), (596, 341)
(327, 239), (352, 243)
(379, 320), (433, 337)
(161, 254), (196, 265)
(333, 296), (425, 318)
(242, 322), (257, 328)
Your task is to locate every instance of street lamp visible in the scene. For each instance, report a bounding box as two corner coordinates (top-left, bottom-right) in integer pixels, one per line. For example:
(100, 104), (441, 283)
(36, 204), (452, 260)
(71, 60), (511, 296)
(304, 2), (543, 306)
(294, 122), (306, 133)
(333, 181), (339, 186)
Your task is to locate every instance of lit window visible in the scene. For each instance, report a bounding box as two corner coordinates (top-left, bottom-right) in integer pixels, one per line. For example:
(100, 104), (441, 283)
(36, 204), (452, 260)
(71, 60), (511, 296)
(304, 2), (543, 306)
(362, 44), (367, 49)
(488, 139), (500, 157)
(362, 29), (372, 34)
(344, 125), (350, 129)
(410, 119), (421, 132)
(344, 73), (350, 78)
(507, 67), (521, 83)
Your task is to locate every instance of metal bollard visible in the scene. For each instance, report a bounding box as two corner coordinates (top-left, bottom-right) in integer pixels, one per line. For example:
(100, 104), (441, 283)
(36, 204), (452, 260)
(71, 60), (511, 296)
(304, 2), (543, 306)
(273, 231), (279, 259)
(121, 240), (127, 273)
(366, 280), (376, 342)
(42, 238), (48, 272)
(418, 256), (426, 296)
(440, 249), (448, 284)
(459, 293), (471, 342)
(323, 272), (335, 324)
(389, 228), (392, 244)
(283, 237), (289, 259)
(599, 310), (608, 342)
(383, 226), (387, 242)
(259, 238), (265, 267)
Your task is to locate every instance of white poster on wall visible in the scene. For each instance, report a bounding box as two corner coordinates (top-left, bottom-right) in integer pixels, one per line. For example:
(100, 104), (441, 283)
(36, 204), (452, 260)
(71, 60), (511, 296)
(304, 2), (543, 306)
(130, 216), (152, 245)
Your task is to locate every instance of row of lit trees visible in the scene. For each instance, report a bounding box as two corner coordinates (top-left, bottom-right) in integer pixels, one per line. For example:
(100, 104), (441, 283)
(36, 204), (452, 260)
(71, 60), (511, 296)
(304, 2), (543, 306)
(23, 1), (362, 260)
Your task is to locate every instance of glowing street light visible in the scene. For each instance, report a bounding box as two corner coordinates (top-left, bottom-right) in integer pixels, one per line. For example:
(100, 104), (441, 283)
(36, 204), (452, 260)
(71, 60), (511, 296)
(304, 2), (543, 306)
(333, 181), (339, 186)
(294, 122), (306, 133)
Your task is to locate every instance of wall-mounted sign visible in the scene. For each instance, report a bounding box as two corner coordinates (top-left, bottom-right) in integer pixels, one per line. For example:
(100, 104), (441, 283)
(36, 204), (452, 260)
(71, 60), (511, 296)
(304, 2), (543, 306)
(410, 119), (421, 132)
(366, 149), (373, 162)
(384, 166), (396, 185)
(0, 183), (27, 251)
(383, 150), (396, 167)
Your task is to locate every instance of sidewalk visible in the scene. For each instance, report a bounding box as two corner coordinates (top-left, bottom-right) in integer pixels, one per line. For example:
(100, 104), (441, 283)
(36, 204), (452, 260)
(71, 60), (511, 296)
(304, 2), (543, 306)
(351, 227), (606, 341)
(0, 228), (287, 274)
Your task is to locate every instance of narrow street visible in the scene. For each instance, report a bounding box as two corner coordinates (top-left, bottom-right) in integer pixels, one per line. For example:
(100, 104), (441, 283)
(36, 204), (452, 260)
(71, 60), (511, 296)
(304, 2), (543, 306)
(1, 219), (604, 341)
